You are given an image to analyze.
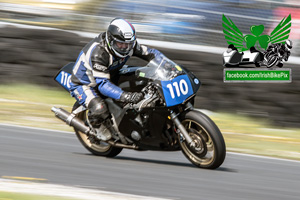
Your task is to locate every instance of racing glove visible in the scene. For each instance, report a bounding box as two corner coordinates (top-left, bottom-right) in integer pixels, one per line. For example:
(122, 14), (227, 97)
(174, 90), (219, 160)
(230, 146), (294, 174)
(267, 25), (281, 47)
(120, 92), (144, 104)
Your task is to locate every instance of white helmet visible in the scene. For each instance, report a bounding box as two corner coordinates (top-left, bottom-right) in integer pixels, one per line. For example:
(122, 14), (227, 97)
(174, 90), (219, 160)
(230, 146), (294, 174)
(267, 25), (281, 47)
(106, 18), (136, 58)
(285, 39), (293, 51)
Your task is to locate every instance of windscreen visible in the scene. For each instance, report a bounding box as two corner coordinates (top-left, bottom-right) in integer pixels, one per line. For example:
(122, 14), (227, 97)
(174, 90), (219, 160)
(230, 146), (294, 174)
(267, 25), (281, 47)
(136, 55), (185, 81)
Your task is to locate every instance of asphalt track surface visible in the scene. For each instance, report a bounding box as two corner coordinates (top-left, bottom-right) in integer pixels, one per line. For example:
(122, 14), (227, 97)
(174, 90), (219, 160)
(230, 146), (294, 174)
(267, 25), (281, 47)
(1, 124), (300, 200)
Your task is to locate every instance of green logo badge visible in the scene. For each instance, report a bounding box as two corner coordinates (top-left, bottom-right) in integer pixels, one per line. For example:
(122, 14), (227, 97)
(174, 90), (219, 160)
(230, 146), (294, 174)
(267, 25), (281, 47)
(222, 14), (291, 52)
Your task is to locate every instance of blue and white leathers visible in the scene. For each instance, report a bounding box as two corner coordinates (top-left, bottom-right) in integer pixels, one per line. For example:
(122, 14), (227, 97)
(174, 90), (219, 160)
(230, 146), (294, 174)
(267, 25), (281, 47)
(70, 32), (163, 107)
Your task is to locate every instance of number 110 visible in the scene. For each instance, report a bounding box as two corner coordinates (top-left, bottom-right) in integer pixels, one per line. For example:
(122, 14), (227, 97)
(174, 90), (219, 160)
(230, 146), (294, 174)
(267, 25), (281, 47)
(166, 79), (189, 99)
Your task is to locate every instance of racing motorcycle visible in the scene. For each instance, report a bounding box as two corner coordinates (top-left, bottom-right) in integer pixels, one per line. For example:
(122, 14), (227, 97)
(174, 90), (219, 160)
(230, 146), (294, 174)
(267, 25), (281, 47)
(263, 49), (286, 68)
(51, 55), (226, 169)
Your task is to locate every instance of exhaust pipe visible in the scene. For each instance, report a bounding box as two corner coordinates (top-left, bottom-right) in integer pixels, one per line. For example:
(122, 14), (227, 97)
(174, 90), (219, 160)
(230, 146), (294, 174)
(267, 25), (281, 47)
(51, 107), (90, 135)
(107, 141), (138, 149)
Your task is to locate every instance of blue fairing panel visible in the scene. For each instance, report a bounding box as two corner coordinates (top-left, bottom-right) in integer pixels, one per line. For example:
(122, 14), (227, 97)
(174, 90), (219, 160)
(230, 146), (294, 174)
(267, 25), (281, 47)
(161, 74), (194, 107)
(54, 62), (74, 92)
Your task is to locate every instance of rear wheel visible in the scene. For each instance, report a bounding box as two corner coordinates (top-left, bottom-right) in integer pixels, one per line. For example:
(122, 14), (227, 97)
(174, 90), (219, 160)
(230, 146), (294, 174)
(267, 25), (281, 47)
(72, 103), (122, 157)
(179, 110), (226, 169)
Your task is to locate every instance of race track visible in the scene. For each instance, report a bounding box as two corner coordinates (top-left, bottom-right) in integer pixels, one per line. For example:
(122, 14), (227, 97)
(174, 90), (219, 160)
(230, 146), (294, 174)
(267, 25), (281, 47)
(1, 124), (300, 200)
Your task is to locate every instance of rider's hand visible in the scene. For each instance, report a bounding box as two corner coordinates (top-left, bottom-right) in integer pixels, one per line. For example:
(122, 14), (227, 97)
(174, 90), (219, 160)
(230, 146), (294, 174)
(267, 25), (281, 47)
(120, 92), (144, 104)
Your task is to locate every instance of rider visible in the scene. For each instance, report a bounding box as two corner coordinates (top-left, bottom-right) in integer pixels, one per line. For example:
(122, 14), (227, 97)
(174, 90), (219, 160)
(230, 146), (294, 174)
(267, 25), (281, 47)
(266, 39), (292, 67)
(227, 44), (238, 52)
(70, 18), (163, 141)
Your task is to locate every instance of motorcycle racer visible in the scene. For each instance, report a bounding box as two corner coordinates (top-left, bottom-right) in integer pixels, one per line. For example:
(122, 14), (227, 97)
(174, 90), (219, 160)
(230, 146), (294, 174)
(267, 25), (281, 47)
(70, 18), (163, 141)
(265, 39), (292, 67)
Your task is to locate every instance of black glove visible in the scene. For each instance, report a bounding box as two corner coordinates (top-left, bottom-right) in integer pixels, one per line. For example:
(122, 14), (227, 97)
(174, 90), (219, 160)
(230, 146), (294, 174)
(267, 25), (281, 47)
(120, 92), (143, 104)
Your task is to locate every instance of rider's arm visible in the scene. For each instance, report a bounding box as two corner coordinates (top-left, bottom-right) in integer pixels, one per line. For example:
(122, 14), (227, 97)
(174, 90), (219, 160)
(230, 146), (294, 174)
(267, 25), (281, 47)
(90, 46), (124, 100)
(132, 42), (164, 62)
(91, 46), (143, 103)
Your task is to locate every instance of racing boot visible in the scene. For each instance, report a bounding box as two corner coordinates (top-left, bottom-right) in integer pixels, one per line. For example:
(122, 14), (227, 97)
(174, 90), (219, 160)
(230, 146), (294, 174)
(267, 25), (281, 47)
(95, 120), (112, 141)
(95, 118), (118, 141)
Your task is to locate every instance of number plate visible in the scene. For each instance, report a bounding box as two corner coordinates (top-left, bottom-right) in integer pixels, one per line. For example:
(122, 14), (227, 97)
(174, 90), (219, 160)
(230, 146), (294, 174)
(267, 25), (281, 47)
(55, 71), (72, 91)
(161, 74), (194, 107)
(54, 63), (74, 92)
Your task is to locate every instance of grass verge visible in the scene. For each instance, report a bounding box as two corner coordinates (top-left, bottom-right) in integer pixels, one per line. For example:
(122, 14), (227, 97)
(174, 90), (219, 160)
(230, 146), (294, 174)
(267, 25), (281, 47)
(0, 191), (78, 200)
(0, 84), (74, 132)
(1, 83), (300, 161)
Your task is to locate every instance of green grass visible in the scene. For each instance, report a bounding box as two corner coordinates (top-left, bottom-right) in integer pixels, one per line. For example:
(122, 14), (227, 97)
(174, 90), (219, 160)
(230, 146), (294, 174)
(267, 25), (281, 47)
(207, 111), (300, 160)
(1, 83), (300, 160)
(0, 84), (74, 131)
(0, 191), (78, 200)
(0, 84), (73, 105)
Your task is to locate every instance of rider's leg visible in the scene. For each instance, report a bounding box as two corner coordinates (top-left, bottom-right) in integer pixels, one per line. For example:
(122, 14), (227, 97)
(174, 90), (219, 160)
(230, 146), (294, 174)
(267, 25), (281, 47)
(70, 85), (111, 141)
(87, 97), (110, 128)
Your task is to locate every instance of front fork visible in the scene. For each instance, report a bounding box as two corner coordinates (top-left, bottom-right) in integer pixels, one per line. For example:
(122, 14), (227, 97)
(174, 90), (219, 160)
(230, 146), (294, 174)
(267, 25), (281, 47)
(170, 102), (195, 148)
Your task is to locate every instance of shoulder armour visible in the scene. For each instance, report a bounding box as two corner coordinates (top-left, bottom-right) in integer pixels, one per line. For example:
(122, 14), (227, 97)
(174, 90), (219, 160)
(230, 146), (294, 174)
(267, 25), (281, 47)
(91, 45), (110, 72)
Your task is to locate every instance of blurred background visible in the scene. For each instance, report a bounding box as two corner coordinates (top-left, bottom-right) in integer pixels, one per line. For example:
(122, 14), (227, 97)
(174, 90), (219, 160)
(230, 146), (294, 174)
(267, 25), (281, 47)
(0, 0), (299, 132)
(1, 0), (300, 52)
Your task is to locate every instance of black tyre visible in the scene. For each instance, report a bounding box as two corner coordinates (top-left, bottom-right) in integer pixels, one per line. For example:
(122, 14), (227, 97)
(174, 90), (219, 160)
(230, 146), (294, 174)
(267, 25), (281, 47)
(179, 110), (226, 169)
(72, 103), (122, 157)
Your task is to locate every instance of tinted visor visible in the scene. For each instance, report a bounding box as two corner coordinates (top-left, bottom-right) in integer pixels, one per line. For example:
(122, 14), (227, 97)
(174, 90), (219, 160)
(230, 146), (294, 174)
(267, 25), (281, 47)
(112, 38), (135, 55)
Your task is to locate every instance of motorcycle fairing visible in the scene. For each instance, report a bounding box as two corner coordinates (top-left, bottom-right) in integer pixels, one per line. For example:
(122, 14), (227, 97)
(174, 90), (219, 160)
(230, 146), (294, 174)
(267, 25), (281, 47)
(184, 69), (201, 96)
(161, 74), (194, 107)
(54, 62), (75, 92)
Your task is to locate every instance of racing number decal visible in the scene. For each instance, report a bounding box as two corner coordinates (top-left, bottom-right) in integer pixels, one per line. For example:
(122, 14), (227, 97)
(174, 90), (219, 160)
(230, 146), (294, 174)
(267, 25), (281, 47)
(161, 75), (194, 107)
(54, 62), (75, 92)
(55, 70), (72, 91)
(166, 79), (189, 99)
(60, 71), (71, 89)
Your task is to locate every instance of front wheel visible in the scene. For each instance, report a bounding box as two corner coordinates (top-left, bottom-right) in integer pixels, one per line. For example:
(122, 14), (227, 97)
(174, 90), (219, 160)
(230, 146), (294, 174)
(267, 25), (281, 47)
(267, 56), (279, 68)
(72, 102), (122, 157)
(179, 110), (226, 169)
(265, 52), (278, 68)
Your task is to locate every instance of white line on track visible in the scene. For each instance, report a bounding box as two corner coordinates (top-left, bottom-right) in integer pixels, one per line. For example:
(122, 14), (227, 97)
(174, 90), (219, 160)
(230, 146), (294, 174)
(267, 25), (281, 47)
(0, 178), (171, 200)
(0, 123), (74, 135)
(227, 152), (300, 164)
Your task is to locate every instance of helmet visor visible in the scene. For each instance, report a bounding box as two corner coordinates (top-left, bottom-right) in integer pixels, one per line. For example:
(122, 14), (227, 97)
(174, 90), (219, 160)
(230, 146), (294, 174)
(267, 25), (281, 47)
(285, 44), (292, 51)
(111, 38), (135, 56)
(285, 40), (292, 50)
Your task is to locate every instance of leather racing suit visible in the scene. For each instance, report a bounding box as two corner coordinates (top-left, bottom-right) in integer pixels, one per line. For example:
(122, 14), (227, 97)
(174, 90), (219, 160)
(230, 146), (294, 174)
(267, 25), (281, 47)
(70, 32), (163, 126)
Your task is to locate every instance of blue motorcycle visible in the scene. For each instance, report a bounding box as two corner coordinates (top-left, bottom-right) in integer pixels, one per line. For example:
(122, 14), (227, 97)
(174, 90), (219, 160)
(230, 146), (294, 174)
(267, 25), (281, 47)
(52, 55), (226, 169)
